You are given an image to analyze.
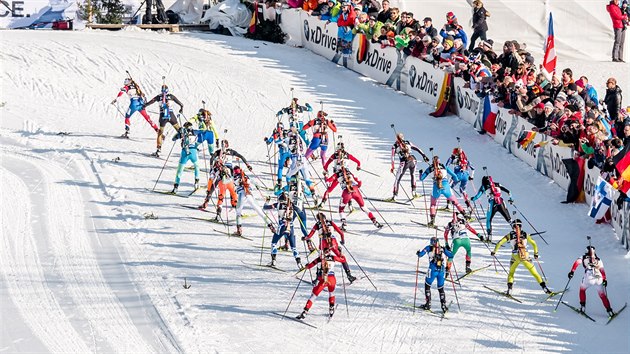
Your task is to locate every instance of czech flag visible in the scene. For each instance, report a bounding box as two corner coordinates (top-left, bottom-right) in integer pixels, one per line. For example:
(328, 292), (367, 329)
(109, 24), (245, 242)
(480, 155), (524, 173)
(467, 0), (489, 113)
(542, 12), (556, 75)
(517, 130), (536, 149)
(249, 0), (258, 34)
(482, 95), (498, 134)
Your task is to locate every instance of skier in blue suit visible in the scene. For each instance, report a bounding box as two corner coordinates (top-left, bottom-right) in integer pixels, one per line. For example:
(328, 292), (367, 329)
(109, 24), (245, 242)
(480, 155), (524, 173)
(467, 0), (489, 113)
(417, 236), (453, 312)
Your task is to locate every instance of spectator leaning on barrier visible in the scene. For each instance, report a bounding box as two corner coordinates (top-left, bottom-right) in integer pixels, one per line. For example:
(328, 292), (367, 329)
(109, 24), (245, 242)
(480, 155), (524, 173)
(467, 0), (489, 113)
(422, 17), (438, 38)
(606, 0), (628, 62)
(320, 0), (341, 21)
(496, 40), (521, 81)
(604, 77), (624, 135)
(566, 83), (586, 118)
(354, 15), (383, 41)
(303, 0), (319, 14)
(548, 74), (563, 101)
(311, 0), (330, 16)
(376, 0), (390, 23)
(469, 0), (489, 52)
(478, 39), (497, 66)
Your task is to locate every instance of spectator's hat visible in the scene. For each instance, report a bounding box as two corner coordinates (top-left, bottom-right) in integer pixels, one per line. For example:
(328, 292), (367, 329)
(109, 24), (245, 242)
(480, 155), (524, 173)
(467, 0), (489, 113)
(446, 35), (454, 41)
(586, 100), (597, 109)
(443, 39), (454, 47)
(525, 55), (535, 65)
(575, 79), (585, 89)
(535, 102), (545, 110)
(481, 39), (493, 50)
(586, 110), (597, 119)
(544, 101), (554, 109)
(369, 15), (376, 20)
(422, 35), (431, 43)
(556, 91), (568, 102)
(341, 2), (351, 7)
(567, 83), (578, 92)
(354, 4), (362, 10)
(423, 17), (432, 22)
(432, 35), (442, 43)
(566, 104), (578, 112)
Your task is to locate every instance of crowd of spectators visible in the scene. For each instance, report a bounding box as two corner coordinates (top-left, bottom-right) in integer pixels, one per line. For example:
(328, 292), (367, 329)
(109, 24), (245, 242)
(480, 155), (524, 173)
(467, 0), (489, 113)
(284, 0), (628, 181)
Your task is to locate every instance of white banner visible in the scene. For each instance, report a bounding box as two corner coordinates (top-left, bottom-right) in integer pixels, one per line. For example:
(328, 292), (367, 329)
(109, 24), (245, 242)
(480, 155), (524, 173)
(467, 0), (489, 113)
(300, 13), (343, 64)
(453, 77), (482, 126)
(401, 56), (445, 109)
(350, 41), (404, 90)
(278, 8), (302, 47)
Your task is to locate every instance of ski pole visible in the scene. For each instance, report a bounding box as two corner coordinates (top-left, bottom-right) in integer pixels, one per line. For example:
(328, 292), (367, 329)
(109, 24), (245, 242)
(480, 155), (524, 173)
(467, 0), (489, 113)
(301, 239), (315, 284)
(512, 203), (549, 245)
(413, 257), (420, 313)
(535, 257), (548, 282)
(448, 268), (461, 311)
(451, 261), (463, 290)
(421, 180), (430, 224)
(341, 244), (378, 291)
(151, 138), (177, 191)
(359, 188), (394, 233)
(553, 276), (572, 312)
(358, 168), (380, 177)
(341, 266), (349, 317)
(258, 226), (267, 266)
(282, 265), (308, 318)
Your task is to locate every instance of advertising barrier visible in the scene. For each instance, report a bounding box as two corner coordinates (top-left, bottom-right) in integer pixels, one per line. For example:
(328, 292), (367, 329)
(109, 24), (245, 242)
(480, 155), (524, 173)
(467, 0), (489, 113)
(280, 9), (630, 249)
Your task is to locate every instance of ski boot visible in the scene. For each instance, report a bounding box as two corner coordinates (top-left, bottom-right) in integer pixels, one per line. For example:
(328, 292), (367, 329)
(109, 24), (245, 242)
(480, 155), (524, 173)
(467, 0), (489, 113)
(171, 183), (179, 194)
(427, 216), (436, 228)
(295, 257), (303, 270)
(199, 193), (210, 210)
(441, 302), (449, 313)
(267, 254), (277, 267)
(347, 272), (357, 284)
(465, 260), (472, 274)
(371, 218), (383, 229)
(340, 218), (348, 231)
(194, 178), (199, 190)
(384, 194), (396, 202)
(506, 282), (513, 296)
(121, 130), (129, 139)
(607, 308), (615, 317)
(420, 302), (431, 310)
(540, 281), (551, 294)
(296, 309), (308, 320)
(317, 196), (328, 209)
(579, 302), (586, 313)
(151, 148), (161, 158)
(328, 304), (335, 318)
(215, 206), (222, 220)
(234, 225), (243, 237)
(485, 232), (492, 243)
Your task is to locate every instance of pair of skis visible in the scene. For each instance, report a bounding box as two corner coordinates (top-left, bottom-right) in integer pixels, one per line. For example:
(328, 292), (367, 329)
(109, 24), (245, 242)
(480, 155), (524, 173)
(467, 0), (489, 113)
(483, 285), (565, 304)
(561, 301), (627, 324)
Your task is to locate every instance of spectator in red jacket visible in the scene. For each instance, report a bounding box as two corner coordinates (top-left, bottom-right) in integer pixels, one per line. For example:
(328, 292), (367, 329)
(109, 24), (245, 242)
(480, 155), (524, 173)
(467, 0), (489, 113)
(337, 2), (357, 28)
(607, 0), (628, 62)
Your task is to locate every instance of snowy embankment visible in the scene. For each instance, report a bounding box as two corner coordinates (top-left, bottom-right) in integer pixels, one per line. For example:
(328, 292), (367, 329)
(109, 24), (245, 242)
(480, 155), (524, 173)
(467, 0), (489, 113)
(1, 30), (628, 353)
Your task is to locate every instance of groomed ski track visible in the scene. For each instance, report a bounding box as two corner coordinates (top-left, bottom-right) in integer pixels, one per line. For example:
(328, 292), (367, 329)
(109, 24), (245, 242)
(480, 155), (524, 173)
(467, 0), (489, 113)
(1, 30), (628, 353)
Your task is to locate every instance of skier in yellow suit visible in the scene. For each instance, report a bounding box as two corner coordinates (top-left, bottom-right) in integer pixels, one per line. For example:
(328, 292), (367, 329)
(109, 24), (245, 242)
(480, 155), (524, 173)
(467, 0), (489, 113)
(491, 219), (551, 295)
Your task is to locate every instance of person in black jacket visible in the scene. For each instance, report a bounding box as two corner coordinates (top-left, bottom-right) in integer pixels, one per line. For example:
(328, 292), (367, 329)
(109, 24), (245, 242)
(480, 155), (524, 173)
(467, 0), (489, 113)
(469, 0), (489, 51)
(604, 77), (624, 137)
(421, 17), (438, 38)
(361, 0), (381, 18)
(376, 0), (391, 23)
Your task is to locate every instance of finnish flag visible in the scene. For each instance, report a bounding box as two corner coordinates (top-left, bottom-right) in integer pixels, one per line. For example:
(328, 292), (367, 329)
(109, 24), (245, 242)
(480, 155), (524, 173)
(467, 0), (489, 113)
(588, 177), (613, 219)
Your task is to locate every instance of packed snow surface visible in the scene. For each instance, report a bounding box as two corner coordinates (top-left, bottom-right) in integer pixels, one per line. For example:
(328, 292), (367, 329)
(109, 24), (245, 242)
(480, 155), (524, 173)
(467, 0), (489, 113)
(1, 30), (629, 353)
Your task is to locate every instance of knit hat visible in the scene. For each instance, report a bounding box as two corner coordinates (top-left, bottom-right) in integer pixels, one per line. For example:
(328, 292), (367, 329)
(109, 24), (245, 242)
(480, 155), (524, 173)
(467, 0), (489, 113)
(354, 4), (362, 10)
(575, 79), (585, 89)
(535, 102), (545, 110)
(443, 39), (454, 47)
(432, 35), (442, 42)
(423, 17), (432, 22)
(567, 83), (578, 92)
(544, 101), (554, 109)
(481, 39), (493, 49)
(556, 92), (568, 102)
(422, 35), (431, 42)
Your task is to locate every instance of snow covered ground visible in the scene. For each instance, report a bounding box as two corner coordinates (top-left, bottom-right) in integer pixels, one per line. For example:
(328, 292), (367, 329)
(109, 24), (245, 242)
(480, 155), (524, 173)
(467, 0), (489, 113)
(1, 29), (629, 353)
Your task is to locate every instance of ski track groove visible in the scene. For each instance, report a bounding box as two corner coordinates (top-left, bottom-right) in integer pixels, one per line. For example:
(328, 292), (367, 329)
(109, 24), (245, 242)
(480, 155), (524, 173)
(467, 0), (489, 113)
(0, 164), (91, 353)
(17, 152), (152, 353)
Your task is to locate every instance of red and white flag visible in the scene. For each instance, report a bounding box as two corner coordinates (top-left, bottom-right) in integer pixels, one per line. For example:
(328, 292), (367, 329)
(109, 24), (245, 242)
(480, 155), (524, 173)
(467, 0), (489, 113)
(542, 12), (556, 75)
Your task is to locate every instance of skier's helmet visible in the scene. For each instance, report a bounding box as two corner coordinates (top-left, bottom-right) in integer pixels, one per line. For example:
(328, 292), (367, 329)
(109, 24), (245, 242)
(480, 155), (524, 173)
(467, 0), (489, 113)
(481, 175), (490, 188)
(337, 141), (345, 150)
(161, 84), (169, 94)
(317, 110), (328, 118)
(396, 133), (404, 141)
(511, 219), (522, 229)
(430, 236), (439, 246)
(232, 165), (242, 175)
(221, 139), (229, 149)
(456, 212), (466, 224)
(183, 121), (193, 130)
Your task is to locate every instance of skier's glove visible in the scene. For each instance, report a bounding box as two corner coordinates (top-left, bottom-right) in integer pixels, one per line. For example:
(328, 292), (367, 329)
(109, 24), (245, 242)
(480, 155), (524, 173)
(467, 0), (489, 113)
(602, 279), (608, 287)
(416, 250), (422, 257)
(179, 108), (184, 115)
(469, 176), (474, 180)
(110, 99), (117, 105)
(301, 236), (307, 241)
(305, 103), (312, 111)
(340, 239), (345, 245)
(568, 271), (574, 279)
(276, 110), (283, 117)
(490, 251), (496, 256)
(534, 253), (539, 259)
(445, 243), (451, 251)
(423, 156), (429, 163)
(356, 166), (361, 171)
(508, 198), (514, 204)
(390, 166), (394, 173)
